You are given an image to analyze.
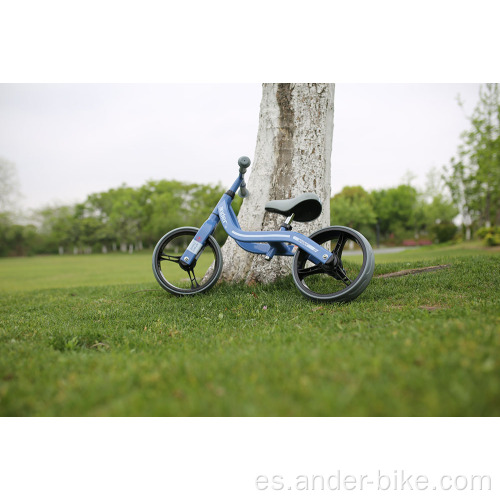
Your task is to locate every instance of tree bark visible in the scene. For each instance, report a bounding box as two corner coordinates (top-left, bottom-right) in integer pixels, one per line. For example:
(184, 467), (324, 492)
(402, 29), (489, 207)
(219, 83), (335, 284)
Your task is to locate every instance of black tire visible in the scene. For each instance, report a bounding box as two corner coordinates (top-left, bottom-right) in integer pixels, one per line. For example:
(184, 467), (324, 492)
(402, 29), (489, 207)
(152, 227), (223, 296)
(292, 226), (375, 303)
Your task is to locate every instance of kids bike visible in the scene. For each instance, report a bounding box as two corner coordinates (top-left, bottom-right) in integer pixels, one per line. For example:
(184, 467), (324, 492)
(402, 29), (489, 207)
(152, 157), (375, 302)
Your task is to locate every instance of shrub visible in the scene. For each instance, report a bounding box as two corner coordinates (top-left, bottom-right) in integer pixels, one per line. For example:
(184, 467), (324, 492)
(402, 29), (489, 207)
(477, 226), (500, 246)
(430, 222), (457, 243)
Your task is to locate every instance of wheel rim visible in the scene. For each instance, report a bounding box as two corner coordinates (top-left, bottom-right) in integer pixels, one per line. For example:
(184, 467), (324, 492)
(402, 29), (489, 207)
(154, 229), (220, 294)
(294, 228), (369, 299)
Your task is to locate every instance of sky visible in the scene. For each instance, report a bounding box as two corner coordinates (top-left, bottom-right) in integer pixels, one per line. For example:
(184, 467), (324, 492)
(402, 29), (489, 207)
(0, 83), (482, 212)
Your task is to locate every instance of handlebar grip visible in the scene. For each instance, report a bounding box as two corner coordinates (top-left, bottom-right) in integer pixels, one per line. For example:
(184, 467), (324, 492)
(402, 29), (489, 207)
(238, 156), (251, 169)
(238, 186), (249, 198)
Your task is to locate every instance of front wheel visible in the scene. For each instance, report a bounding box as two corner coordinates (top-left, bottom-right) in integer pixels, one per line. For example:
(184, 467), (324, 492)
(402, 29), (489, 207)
(292, 226), (375, 303)
(152, 227), (223, 296)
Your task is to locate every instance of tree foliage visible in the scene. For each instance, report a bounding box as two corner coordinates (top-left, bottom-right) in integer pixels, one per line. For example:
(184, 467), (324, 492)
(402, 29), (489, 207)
(0, 173), (462, 257)
(330, 186), (376, 228)
(0, 157), (21, 213)
(444, 83), (500, 231)
(0, 180), (234, 257)
(371, 184), (420, 238)
(330, 177), (458, 245)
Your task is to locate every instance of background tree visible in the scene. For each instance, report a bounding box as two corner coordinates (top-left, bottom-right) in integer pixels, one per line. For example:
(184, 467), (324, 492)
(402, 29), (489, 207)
(418, 168), (458, 242)
(444, 83), (500, 234)
(0, 218), (39, 257)
(219, 83), (335, 283)
(27, 180), (229, 256)
(0, 156), (21, 213)
(330, 186), (376, 227)
(35, 205), (78, 254)
(371, 184), (419, 242)
(330, 186), (376, 241)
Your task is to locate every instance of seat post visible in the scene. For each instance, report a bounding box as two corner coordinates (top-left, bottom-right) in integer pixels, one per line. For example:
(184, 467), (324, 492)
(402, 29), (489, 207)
(280, 213), (295, 231)
(264, 213), (296, 262)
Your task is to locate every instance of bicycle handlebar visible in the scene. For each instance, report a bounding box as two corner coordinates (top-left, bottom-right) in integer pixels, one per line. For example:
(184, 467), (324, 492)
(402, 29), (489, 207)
(237, 157), (250, 197)
(238, 156), (251, 175)
(238, 156), (251, 169)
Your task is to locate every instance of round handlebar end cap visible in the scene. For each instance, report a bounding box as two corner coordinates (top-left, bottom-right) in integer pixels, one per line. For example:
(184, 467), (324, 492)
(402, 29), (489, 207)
(238, 156), (251, 169)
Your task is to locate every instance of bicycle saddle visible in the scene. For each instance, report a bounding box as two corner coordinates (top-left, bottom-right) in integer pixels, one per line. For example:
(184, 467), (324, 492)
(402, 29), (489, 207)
(264, 193), (322, 222)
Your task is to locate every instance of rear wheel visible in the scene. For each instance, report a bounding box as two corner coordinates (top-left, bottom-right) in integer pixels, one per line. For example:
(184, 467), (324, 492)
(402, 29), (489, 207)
(152, 227), (223, 296)
(292, 226), (374, 302)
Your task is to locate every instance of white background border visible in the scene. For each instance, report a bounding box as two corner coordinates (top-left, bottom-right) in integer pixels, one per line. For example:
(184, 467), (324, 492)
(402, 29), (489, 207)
(1, 1), (498, 498)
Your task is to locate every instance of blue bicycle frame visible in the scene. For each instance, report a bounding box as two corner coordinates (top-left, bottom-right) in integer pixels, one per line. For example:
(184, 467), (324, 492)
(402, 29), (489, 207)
(179, 172), (333, 267)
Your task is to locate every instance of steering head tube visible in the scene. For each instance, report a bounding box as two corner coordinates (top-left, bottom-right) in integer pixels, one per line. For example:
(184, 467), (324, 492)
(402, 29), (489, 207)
(238, 184), (249, 198)
(238, 156), (251, 173)
(237, 157), (251, 197)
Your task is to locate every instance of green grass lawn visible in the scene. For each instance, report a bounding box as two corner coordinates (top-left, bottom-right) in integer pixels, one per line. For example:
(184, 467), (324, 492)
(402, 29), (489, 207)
(1, 243), (499, 416)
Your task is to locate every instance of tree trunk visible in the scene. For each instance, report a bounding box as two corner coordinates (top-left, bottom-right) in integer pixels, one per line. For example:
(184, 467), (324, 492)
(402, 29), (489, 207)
(219, 83), (335, 284)
(484, 190), (491, 228)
